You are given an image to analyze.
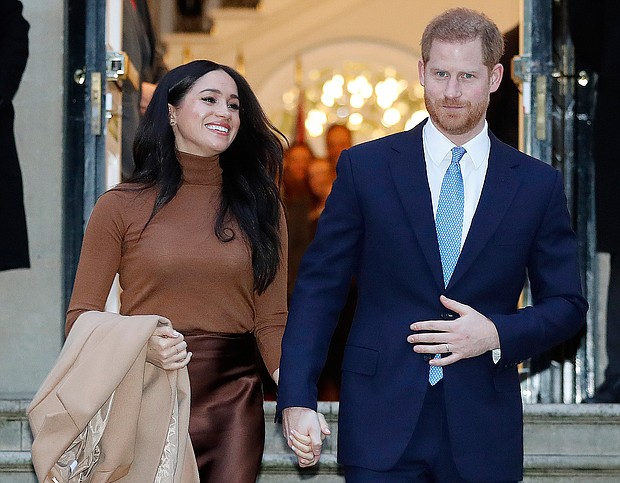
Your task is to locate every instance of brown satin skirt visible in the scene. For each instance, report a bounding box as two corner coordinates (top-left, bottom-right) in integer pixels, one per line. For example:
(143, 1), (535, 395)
(183, 331), (264, 483)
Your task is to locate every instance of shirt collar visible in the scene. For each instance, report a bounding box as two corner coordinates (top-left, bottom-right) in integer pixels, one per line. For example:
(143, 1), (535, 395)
(423, 118), (490, 168)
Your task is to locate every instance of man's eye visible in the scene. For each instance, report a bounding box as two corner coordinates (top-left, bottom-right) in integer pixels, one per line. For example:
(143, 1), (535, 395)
(436, 72), (448, 78)
(462, 73), (474, 79)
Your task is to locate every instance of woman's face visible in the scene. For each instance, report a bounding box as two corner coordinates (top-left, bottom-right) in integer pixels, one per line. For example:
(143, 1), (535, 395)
(169, 69), (241, 158)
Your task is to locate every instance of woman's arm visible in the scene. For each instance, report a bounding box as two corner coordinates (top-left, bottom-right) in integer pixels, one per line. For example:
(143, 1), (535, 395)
(65, 192), (125, 334)
(254, 208), (289, 378)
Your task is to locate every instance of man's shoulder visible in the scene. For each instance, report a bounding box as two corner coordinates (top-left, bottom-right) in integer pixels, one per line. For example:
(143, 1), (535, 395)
(491, 136), (558, 174)
(348, 127), (421, 159)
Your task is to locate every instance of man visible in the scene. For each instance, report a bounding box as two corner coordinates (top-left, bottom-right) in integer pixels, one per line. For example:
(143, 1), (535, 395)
(277, 8), (587, 482)
(122, 0), (167, 179)
(0, 0), (30, 271)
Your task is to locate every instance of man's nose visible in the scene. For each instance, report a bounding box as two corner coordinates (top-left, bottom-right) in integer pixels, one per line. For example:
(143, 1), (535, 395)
(445, 77), (461, 98)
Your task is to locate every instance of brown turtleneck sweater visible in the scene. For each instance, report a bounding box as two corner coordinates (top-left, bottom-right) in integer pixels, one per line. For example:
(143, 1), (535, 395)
(66, 151), (288, 374)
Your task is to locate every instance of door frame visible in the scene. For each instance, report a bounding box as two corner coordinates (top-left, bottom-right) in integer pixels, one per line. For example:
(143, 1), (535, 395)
(63, 0), (107, 312)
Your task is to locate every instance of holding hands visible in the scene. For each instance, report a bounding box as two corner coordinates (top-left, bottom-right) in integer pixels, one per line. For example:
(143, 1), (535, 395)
(146, 325), (192, 370)
(282, 407), (331, 467)
(408, 295), (500, 366)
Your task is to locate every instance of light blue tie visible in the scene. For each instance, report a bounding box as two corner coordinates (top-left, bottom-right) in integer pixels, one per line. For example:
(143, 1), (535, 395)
(429, 146), (466, 385)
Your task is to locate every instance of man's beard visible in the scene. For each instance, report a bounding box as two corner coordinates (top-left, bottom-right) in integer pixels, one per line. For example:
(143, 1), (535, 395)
(424, 93), (488, 136)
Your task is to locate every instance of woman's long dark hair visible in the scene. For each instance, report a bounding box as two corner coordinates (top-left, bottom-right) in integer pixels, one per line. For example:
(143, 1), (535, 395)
(129, 60), (285, 293)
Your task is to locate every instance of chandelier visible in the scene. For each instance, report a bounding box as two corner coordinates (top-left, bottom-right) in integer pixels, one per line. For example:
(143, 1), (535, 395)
(281, 61), (429, 144)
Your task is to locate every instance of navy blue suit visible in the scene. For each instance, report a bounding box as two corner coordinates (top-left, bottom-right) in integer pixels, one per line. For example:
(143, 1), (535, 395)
(277, 120), (587, 482)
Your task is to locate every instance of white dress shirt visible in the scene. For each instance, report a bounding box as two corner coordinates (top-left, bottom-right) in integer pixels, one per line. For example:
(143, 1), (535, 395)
(422, 118), (490, 249)
(422, 119), (501, 361)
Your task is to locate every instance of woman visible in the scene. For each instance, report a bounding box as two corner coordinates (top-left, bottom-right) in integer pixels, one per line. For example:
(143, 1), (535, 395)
(66, 60), (288, 481)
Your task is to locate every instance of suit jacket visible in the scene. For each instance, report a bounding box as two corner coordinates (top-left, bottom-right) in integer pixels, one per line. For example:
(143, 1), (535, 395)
(28, 311), (199, 483)
(277, 120), (587, 481)
(0, 0), (29, 270)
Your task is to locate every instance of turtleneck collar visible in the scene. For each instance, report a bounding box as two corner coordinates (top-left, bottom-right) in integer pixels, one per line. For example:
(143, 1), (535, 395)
(177, 151), (223, 186)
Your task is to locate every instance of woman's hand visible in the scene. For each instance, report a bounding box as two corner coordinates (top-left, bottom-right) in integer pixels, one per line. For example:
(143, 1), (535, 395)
(146, 325), (192, 370)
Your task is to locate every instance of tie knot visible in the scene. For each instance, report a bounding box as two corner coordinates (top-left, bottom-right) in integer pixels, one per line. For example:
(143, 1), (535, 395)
(451, 146), (466, 165)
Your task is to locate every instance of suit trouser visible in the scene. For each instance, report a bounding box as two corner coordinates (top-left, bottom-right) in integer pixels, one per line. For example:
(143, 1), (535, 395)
(344, 381), (520, 483)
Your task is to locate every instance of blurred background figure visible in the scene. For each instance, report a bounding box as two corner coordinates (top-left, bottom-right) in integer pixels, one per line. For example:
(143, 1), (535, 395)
(282, 142), (315, 300)
(307, 158), (336, 234)
(325, 123), (353, 168)
(122, 0), (168, 179)
(0, 0), (30, 272)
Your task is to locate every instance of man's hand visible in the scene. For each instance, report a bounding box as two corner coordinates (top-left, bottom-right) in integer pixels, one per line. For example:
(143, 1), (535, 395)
(282, 407), (331, 467)
(407, 295), (500, 366)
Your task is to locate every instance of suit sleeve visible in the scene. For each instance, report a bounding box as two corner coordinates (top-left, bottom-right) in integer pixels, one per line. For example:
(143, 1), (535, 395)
(0, 0), (29, 107)
(277, 149), (364, 412)
(491, 170), (588, 368)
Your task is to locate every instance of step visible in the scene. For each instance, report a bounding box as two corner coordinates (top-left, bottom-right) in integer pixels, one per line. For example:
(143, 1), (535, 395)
(260, 402), (620, 482)
(0, 397), (35, 482)
(522, 404), (620, 482)
(2, 399), (620, 481)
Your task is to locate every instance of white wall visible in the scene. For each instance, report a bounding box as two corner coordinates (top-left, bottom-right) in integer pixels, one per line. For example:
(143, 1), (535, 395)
(0, 0), (65, 395)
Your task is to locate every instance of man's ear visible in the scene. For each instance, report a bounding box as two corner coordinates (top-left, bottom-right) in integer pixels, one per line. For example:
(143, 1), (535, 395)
(489, 63), (504, 93)
(418, 59), (426, 87)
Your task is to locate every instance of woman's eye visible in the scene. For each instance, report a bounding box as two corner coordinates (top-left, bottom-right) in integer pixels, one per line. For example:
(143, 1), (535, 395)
(202, 96), (217, 103)
(228, 102), (240, 111)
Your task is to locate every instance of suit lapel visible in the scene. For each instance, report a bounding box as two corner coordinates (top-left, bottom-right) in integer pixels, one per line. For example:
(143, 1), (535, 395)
(388, 122), (445, 291)
(448, 136), (521, 289)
